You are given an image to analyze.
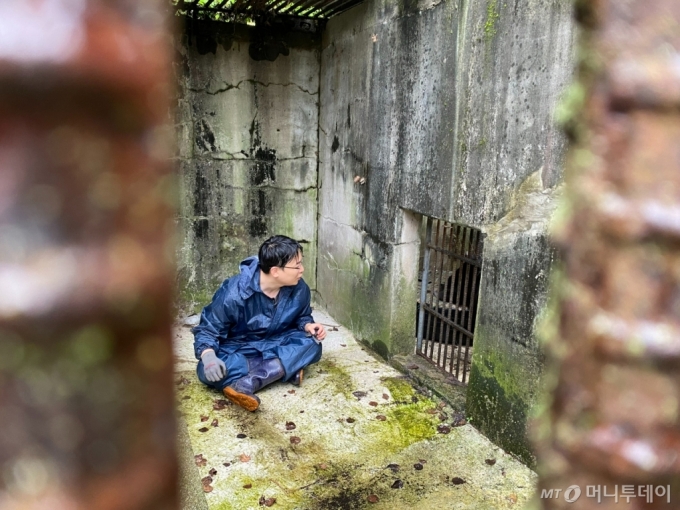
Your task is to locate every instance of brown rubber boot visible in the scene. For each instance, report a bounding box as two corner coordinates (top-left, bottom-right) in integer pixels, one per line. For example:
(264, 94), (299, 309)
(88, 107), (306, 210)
(223, 358), (285, 411)
(292, 368), (303, 387)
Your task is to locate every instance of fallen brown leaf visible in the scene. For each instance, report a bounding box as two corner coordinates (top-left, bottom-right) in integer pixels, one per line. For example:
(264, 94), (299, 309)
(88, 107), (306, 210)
(346, 417), (355, 423)
(201, 476), (213, 485)
(391, 480), (403, 489)
(236, 433), (247, 438)
(285, 421), (296, 430)
(240, 454), (251, 462)
(194, 454), (207, 467)
(413, 463), (423, 470)
(213, 399), (229, 410)
(290, 436), (301, 445)
(318, 463), (328, 469)
(340, 344), (346, 347)
(243, 483), (252, 489)
(202, 484), (213, 493)
(382, 393), (389, 400)
(367, 494), (379, 503)
(369, 401), (378, 407)
(209, 468), (217, 476)
(437, 425), (451, 434)
(376, 415), (386, 421)
(211, 419), (219, 427)
(386, 463), (400, 472)
(426, 408), (438, 415)
(223, 462), (231, 467)
(198, 427), (209, 433)
(451, 477), (466, 485)
(485, 458), (497, 466)
(406, 363), (419, 370)
(287, 389), (295, 394)
(200, 415), (209, 422)
(352, 391), (367, 398)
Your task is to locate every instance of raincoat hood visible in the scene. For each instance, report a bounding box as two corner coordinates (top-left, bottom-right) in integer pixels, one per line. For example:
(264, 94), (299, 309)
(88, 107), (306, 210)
(237, 256), (261, 300)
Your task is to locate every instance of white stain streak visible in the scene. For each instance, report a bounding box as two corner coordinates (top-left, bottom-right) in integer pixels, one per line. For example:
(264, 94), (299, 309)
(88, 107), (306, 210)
(0, 0), (85, 64)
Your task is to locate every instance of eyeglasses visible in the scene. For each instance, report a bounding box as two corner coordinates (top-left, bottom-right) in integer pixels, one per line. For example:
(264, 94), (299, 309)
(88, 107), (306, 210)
(283, 261), (304, 270)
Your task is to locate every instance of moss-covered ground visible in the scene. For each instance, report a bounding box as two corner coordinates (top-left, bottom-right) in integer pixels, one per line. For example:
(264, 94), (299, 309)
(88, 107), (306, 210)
(174, 308), (536, 509)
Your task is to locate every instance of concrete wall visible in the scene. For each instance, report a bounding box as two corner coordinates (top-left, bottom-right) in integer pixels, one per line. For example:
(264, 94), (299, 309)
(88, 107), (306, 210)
(175, 21), (321, 311)
(318, 0), (575, 465)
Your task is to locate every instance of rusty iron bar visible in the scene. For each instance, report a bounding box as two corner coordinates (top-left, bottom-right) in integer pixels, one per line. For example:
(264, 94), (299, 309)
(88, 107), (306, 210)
(417, 219), (483, 384)
(0, 1), (177, 509)
(537, 0), (680, 507)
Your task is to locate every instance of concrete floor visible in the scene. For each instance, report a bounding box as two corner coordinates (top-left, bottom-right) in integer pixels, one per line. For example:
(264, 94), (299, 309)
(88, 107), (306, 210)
(174, 308), (537, 510)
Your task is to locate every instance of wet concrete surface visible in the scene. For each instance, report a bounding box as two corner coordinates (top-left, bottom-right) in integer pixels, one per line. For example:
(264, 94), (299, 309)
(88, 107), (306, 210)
(174, 308), (537, 509)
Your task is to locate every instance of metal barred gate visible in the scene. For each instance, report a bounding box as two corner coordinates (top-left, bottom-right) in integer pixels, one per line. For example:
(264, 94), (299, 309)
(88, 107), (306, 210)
(416, 217), (484, 384)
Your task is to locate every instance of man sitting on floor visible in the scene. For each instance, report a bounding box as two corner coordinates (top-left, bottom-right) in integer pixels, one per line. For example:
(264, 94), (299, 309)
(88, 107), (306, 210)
(192, 235), (326, 411)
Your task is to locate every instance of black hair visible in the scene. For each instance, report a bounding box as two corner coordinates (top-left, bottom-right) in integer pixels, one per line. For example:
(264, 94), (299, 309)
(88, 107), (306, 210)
(258, 235), (303, 274)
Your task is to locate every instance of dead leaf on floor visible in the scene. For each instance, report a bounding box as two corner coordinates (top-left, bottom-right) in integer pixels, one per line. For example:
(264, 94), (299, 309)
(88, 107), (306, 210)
(209, 468), (217, 476)
(202, 484), (213, 493)
(346, 417), (356, 423)
(452, 413), (467, 427)
(437, 425), (451, 434)
(352, 391), (367, 398)
(419, 459), (427, 464)
(259, 496), (277, 507)
(451, 477), (466, 485)
(376, 415), (386, 421)
(200, 415), (208, 422)
(201, 476), (213, 485)
(194, 454), (207, 467)
(288, 389), (296, 394)
(426, 408), (438, 415)
(508, 493), (518, 504)
(198, 427), (209, 433)
(213, 399), (229, 410)
(369, 401), (378, 407)
(386, 463), (399, 472)
(237, 433), (247, 438)
(382, 393), (389, 400)
(290, 436), (301, 444)
(485, 458), (497, 466)
(406, 363), (419, 370)
(223, 462), (231, 467)
(413, 463), (423, 471)
(367, 494), (379, 503)
(240, 454), (251, 462)
(176, 376), (190, 386)
(391, 480), (403, 489)
(318, 463), (328, 470)
(285, 421), (296, 430)
(340, 344), (346, 347)
(211, 419), (218, 427)
(243, 483), (252, 489)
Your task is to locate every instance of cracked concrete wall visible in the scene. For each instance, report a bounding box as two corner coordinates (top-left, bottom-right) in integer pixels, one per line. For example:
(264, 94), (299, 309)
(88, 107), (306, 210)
(318, 0), (575, 464)
(174, 21), (321, 311)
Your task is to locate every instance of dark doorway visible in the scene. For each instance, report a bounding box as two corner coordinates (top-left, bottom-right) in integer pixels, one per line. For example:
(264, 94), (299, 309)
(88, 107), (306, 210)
(416, 217), (484, 384)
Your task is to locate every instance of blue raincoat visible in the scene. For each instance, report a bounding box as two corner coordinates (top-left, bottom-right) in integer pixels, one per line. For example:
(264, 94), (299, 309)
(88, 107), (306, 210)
(192, 256), (322, 390)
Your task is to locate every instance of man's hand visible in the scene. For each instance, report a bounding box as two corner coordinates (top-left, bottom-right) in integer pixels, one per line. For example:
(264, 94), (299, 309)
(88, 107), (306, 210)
(201, 349), (227, 382)
(304, 323), (327, 341)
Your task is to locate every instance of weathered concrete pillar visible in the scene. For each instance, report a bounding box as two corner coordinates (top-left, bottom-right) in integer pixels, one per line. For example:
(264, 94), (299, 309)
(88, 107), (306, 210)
(0, 1), (177, 508)
(536, 0), (680, 506)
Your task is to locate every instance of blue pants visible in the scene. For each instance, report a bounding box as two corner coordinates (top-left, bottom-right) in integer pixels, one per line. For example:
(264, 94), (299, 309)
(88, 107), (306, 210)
(196, 330), (322, 390)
